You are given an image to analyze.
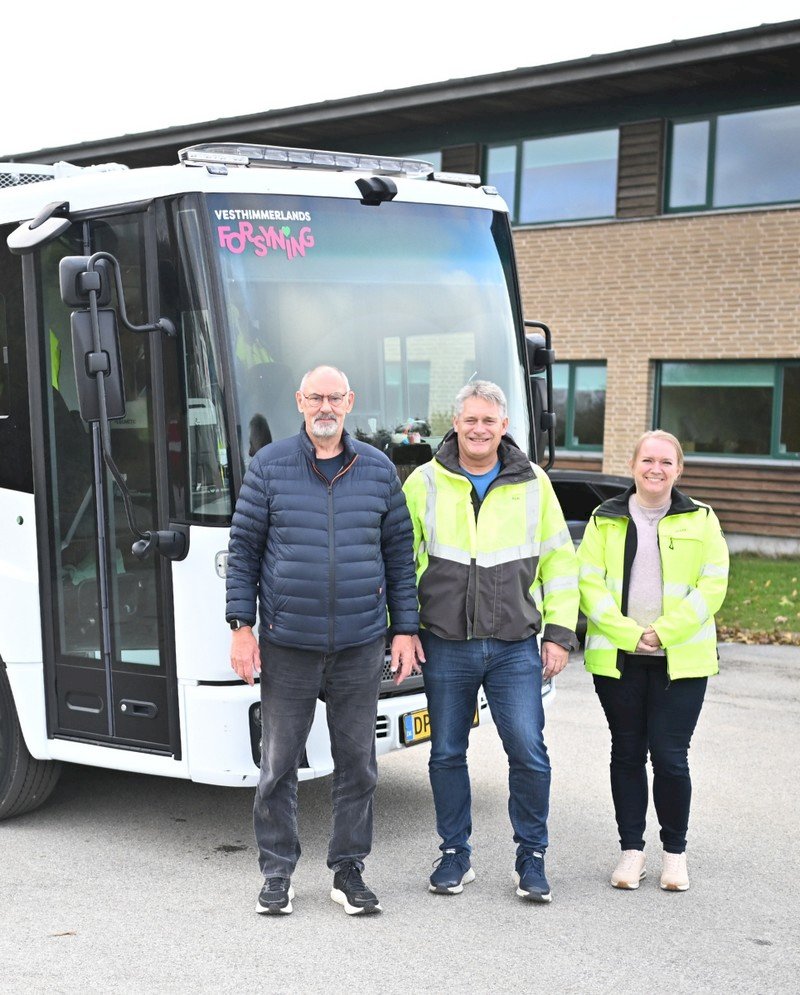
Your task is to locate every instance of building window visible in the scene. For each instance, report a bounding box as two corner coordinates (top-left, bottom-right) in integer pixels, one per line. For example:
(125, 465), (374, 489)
(409, 150), (442, 170)
(553, 362), (606, 450)
(656, 361), (800, 459)
(487, 129), (619, 224)
(667, 103), (800, 211)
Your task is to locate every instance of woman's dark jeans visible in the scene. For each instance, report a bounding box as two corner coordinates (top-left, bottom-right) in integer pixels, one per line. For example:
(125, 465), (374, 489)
(593, 658), (707, 854)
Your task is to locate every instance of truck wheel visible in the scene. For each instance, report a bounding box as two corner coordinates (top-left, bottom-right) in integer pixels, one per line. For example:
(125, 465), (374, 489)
(0, 665), (61, 820)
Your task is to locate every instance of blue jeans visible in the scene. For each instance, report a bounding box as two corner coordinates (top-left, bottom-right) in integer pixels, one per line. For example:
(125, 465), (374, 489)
(593, 658), (707, 854)
(254, 637), (385, 877)
(420, 630), (551, 857)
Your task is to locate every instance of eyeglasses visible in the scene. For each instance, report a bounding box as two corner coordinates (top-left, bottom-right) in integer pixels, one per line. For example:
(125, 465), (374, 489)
(302, 392), (349, 408)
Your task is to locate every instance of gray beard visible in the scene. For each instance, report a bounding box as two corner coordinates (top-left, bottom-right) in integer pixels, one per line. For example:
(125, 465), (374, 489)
(311, 418), (338, 438)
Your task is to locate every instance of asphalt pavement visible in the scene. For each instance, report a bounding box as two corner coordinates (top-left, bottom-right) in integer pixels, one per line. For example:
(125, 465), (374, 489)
(2, 643), (798, 994)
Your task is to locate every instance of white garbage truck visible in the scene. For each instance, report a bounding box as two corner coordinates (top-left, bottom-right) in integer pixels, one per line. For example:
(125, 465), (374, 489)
(0, 144), (559, 817)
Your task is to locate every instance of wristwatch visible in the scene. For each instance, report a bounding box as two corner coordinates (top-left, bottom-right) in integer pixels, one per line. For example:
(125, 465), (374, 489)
(229, 619), (250, 631)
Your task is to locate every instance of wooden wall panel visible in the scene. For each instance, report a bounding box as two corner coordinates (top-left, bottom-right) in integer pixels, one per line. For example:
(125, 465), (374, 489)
(680, 462), (800, 537)
(616, 120), (665, 218)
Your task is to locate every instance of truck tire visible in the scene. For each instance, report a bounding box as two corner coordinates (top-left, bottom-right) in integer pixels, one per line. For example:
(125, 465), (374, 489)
(0, 664), (61, 820)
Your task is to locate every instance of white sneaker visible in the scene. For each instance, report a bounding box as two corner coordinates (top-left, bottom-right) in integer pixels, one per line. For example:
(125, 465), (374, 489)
(660, 851), (689, 891)
(610, 849), (646, 889)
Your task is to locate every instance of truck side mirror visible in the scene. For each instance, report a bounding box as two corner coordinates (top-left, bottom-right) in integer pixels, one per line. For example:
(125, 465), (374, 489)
(71, 308), (126, 422)
(525, 331), (555, 374)
(59, 255), (113, 307)
(524, 320), (556, 469)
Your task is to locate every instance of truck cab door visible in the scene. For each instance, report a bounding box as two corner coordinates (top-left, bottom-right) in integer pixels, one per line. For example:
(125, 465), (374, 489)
(33, 212), (178, 753)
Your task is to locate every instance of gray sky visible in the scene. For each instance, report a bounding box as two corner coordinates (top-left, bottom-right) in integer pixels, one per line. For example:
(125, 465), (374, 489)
(2, 1), (798, 157)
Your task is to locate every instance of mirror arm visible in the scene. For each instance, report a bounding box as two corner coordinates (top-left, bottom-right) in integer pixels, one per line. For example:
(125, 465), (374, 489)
(85, 251), (176, 336)
(82, 279), (149, 543)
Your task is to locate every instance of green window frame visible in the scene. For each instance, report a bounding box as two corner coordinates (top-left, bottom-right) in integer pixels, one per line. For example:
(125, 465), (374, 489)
(552, 361), (606, 451)
(666, 103), (800, 212)
(486, 128), (619, 225)
(655, 361), (800, 460)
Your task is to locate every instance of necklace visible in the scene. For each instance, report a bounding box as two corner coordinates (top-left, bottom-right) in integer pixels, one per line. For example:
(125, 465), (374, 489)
(634, 497), (669, 526)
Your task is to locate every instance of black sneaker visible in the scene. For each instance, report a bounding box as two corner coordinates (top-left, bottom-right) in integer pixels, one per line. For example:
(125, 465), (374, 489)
(330, 863), (382, 915)
(513, 851), (552, 903)
(256, 876), (294, 915)
(429, 849), (476, 895)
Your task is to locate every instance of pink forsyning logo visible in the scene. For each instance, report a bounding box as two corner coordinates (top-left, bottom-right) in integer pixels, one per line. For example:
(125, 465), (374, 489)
(217, 222), (315, 259)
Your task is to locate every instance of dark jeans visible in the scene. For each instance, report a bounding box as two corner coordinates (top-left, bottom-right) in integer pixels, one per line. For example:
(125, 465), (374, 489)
(253, 637), (385, 878)
(420, 630), (550, 857)
(593, 658), (707, 854)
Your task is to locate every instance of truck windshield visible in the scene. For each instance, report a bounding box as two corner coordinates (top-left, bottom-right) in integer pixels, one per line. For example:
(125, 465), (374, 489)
(193, 192), (529, 516)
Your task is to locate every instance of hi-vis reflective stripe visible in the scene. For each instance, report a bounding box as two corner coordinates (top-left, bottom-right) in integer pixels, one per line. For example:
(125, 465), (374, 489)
(685, 588), (710, 624)
(419, 461), (542, 567)
(540, 527), (571, 554)
(526, 473), (540, 540)
(664, 583), (710, 623)
(426, 540), (472, 565)
(700, 563), (728, 578)
(586, 633), (616, 651)
(589, 593), (616, 622)
(664, 582), (691, 599)
(541, 575), (579, 597)
(580, 563), (604, 579)
(476, 544), (539, 568)
(422, 463), (437, 541)
(672, 620), (716, 648)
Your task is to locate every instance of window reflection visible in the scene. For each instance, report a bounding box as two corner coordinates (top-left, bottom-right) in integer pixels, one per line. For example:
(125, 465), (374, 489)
(659, 362), (776, 456)
(552, 362), (606, 450)
(668, 121), (710, 209)
(209, 195), (530, 482)
(519, 130), (618, 223)
(715, 105), (800, 207)
(669, 104), (800, 211)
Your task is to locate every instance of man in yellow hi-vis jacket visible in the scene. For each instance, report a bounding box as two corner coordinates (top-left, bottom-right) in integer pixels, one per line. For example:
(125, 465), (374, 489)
(403, 380), (578, 904)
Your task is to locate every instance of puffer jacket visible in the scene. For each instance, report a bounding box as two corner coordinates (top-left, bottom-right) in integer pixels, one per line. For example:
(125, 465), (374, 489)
(226, 426), (419, 652)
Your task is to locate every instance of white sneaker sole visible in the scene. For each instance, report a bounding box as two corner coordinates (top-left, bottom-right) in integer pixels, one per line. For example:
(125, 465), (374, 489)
(429, 867), (476, 894)
(660, 879), (690, 892)
(256, 885), (295, 915)
(612, 870), (647, 889)
(512, 871), (552, 903)
(330, 888), (382, 915)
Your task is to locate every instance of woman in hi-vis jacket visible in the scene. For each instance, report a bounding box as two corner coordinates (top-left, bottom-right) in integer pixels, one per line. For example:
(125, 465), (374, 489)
(577, 430), (728, 893)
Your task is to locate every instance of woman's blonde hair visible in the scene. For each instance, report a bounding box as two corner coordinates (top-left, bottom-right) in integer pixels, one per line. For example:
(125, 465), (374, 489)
(631, 430), (684, 468)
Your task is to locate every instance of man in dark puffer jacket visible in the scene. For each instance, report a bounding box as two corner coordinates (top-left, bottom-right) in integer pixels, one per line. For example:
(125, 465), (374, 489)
(226, 365), (420, 918)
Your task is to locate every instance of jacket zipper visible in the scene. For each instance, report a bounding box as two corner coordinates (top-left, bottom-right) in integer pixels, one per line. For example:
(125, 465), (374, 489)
(310, 453), (359, 652)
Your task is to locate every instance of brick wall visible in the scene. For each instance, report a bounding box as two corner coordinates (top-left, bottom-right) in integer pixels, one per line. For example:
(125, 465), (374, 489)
(514, 207), (800, 537)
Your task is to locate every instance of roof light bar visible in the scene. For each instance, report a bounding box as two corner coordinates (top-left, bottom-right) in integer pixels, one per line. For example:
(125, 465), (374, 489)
(430, 171), (483, 188)
(179, 143), (435, 177)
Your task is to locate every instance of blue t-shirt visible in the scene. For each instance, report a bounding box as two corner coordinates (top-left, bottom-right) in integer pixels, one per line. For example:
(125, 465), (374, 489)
(461, 461), (501, 500)
(315, 453), (346, 482)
